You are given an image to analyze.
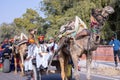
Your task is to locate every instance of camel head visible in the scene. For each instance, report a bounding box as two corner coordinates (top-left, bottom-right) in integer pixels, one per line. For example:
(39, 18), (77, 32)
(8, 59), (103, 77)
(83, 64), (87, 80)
(91, 6), (114, 33)
(102, 6), (114, 17)
(92, 6), (114, 26)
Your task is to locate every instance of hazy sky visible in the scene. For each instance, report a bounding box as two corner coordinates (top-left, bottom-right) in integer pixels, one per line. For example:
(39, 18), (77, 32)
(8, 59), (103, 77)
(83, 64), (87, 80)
(0, 0), (44, 24)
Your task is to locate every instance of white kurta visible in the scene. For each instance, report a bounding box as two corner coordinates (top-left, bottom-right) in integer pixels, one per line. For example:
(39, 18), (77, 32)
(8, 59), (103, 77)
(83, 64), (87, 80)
(47, 42), (58, 60)
(34, 44), (49, 68)
(24, 44), (36, 71)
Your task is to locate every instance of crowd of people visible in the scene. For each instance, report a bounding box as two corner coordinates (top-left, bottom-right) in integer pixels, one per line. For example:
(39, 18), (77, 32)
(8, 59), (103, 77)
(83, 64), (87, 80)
(0, 34), (58, 79)
(24, 35), (58, 79)
(0, 38), (13, 58)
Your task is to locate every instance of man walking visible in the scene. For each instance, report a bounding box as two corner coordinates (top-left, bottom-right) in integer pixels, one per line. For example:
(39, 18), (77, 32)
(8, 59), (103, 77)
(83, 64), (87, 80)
(109, 35), (120, 67)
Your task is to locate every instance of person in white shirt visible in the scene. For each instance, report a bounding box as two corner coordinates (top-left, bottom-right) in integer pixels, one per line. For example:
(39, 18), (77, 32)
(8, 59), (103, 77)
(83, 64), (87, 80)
(47, 37), (58, 61)
(34, 35), (49, 69)
(24, 39), (36, 80)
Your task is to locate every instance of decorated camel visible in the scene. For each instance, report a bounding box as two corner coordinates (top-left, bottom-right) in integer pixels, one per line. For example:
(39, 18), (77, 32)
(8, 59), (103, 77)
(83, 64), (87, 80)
(47, 6), (114, 80)
(13, 28), (38, 76)
(13, 33), (28, 75)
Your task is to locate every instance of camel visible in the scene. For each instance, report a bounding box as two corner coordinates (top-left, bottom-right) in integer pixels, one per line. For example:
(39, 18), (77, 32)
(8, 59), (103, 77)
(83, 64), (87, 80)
(13, 33), (28, 76)
(13, 28), (38, 76)
(47, 6), (114, 80)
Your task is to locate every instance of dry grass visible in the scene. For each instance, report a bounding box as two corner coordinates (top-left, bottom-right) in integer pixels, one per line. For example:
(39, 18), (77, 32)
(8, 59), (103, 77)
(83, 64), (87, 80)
(91, 67), (120, 76)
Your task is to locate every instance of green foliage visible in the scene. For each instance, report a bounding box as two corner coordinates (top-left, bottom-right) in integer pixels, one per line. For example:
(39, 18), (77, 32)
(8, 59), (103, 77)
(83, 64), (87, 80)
(14, 9), (39, 30)
(0, 23), (19, 42)
(14, 8), (47, 36)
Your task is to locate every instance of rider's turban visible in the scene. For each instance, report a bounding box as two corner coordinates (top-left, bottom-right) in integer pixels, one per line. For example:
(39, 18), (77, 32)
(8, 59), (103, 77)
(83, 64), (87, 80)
(38, 36), (44, 41)
(28, 39), (35, 43)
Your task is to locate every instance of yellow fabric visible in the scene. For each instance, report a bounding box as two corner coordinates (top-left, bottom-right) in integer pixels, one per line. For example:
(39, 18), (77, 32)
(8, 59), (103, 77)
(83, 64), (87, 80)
(66, 64), (72, 77)
(62, 32), (67, 36)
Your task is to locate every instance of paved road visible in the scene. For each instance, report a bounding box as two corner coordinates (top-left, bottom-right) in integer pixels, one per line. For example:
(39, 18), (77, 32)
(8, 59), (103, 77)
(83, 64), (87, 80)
(0, 71), (27, 80)
(0, 71), (120, 80)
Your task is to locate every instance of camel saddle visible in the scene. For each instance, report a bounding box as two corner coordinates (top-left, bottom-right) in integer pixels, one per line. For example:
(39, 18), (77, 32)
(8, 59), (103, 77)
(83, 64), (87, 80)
(17, 39), (28, 46)
(75, 29), (90, 40)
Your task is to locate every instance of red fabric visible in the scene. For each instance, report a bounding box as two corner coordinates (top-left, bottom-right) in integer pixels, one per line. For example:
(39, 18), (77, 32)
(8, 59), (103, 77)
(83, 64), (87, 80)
(16, 58), (19, 63)
(90, 16), (99, 28)
(9, 38), (14, 42)
(4, 39), (8, 43)
(90, 21), (98, 27)
(0, 63), (3, 68)
(0, 47), (3, 51)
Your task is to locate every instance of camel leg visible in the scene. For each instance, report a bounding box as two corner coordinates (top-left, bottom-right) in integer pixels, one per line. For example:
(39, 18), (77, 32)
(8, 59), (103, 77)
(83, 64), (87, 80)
(19, 53), (24, 76)
(59, 51), (66, 80)
(70, 43), (80, 80)
(71, 54), (79, 80)
(14, 57), (17, 74)
(19, 44), (27, 76)
(19, 61), (24, 76)
(86, 53), (92, 80)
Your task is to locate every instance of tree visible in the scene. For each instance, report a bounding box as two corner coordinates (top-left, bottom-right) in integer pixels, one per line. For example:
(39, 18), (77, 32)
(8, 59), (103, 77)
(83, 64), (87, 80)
(14, 9), (40, 30)
(0, 23), (19, 42)
(108, 0), (120, 39)
(14, 8), (47, 37)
